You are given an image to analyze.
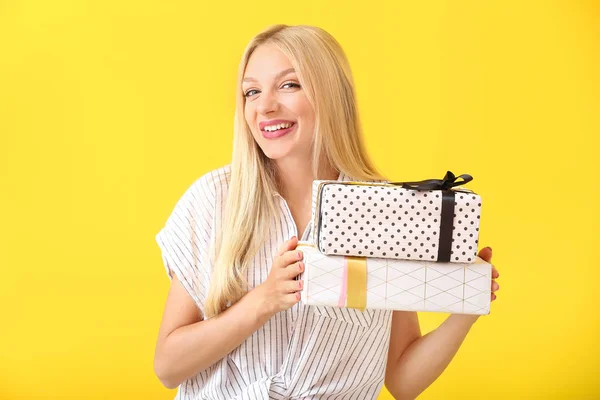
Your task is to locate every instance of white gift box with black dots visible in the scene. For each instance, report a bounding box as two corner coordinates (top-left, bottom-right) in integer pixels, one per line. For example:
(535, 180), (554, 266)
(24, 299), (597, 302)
(310, 175), (482, 263)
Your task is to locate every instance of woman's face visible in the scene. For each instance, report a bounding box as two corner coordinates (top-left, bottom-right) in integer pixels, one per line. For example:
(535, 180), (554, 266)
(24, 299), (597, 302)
(242, 44), (315, 162)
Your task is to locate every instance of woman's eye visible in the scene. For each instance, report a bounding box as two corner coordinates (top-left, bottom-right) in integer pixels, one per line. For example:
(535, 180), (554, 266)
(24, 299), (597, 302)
(282, 82), (300, 89)
(244, 82), (299, 98)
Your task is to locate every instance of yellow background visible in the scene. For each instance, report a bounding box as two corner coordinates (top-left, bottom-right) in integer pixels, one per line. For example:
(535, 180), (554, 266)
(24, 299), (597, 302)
(1, 0), (598, 398)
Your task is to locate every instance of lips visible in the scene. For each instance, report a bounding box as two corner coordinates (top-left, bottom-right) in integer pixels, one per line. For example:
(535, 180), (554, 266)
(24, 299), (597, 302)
(261, 122), (297, 140)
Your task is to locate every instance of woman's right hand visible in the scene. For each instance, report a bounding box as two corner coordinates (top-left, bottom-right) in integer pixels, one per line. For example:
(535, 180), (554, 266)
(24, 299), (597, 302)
(254, 235), (304, 317)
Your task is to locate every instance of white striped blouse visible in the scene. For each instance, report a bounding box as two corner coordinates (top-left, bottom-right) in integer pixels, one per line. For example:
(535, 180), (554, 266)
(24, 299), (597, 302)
(156, 164), (394, 400)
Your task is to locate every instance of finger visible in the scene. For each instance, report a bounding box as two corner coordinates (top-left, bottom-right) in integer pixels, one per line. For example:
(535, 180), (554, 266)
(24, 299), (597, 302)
(478, 246), (492, 262)
(277, 236), (297, 256)
(284, 279), (303, 293)
(274, 249), (302, 270)
(276, 249), (303, 269)
(492, 267), (499, 279)
(492, 281), (500, 292)
(277, 236), (298, 256)
(282, 292), (302, 308)
(491, 293), (497, 301)
(281, 261), (304, 280)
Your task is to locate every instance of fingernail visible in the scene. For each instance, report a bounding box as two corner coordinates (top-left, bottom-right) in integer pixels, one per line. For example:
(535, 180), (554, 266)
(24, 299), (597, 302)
(487, 246), (492, 252)
(298, 280), (303, 289)
(297, 251), (302, 260)
(291, 235), (297, 241)
(298, 262), (304, 271)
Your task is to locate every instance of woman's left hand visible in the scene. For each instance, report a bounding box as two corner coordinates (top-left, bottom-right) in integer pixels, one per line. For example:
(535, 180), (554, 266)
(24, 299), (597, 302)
(477, 246), (499, 302)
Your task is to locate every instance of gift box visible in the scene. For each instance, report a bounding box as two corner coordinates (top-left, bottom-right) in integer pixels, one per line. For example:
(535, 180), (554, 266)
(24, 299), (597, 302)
(310, 171), (482, 263)
(298, 242), (491, 315)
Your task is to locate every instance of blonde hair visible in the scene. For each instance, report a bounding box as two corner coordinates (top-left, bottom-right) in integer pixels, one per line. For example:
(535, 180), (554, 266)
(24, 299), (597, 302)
(204, 24), (385, 318)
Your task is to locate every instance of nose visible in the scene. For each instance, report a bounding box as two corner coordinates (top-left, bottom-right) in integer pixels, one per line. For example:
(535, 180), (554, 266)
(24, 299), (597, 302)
(256, 89), (279, 115)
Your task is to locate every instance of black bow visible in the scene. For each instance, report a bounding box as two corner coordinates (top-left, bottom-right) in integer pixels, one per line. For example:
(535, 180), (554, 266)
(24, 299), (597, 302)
(391, 171), (473, 191)
(390, 171), (475, 262)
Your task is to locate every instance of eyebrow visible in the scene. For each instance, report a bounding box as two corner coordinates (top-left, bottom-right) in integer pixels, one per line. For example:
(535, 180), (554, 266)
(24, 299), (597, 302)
(243, 67), (296, 83)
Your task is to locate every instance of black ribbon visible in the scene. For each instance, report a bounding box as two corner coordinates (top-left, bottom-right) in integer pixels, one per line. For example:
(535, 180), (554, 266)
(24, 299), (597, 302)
(390, 171), (473, 263)
(390, 171), (473, 191)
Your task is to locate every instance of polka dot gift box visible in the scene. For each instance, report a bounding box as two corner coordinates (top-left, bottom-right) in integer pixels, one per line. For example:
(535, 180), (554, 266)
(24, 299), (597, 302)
(310, 171), (482, 263)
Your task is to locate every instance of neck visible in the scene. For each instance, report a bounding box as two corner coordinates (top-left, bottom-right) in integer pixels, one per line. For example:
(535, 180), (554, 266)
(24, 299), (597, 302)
(274, 156), (338, 201)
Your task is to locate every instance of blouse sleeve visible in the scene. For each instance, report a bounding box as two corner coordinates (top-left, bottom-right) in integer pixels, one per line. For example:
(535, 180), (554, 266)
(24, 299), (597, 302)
(155, 174), (215, 317)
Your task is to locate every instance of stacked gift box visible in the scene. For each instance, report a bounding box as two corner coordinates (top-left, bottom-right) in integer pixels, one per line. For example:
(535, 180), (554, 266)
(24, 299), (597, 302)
(298, 171), (492, 315)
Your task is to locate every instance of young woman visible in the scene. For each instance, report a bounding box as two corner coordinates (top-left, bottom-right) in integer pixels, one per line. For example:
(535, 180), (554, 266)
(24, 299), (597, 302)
(154, 24), (500, 400)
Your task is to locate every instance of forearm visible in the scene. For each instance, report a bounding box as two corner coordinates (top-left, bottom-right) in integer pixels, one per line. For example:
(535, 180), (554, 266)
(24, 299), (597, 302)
(155, 288), (273, 389)
(386, 314), (480, 400)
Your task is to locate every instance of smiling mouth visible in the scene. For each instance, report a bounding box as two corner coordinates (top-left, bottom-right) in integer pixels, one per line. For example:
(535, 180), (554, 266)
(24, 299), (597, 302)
(261, 122), (297, 139)
(261, 122), (296, 132)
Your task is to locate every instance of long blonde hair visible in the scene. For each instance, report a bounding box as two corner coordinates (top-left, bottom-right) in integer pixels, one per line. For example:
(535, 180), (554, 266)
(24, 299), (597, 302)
(204, 24), (385, 318)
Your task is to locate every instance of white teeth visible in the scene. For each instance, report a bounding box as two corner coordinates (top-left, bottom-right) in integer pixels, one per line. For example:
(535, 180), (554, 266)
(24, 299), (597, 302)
(264, 122), (293, 131)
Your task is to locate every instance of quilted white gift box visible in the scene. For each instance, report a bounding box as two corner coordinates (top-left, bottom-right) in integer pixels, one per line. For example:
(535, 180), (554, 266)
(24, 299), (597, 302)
(298, 242), (492, 315)
(310, 171), (482, 263)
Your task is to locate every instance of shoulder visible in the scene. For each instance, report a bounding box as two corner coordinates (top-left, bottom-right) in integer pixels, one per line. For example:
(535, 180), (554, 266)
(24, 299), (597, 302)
(188, 164), (232, 202)
(168, 164), (232, 221)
